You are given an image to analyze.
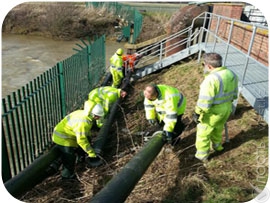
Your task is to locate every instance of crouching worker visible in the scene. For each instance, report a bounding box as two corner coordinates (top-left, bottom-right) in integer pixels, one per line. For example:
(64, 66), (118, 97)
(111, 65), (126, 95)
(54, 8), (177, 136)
(88, 86), (127, 128)
(143, 84), (186, 145)
(52, 101), (104, 179)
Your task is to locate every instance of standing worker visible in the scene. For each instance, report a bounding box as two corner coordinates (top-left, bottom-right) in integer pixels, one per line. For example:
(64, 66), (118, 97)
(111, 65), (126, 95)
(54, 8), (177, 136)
(52, 101), (104, 179)
(143, 84), (186, 144)
(110, 48), (124, 88)
(88, 86), (127, 127)
(193, 52), (238, 162)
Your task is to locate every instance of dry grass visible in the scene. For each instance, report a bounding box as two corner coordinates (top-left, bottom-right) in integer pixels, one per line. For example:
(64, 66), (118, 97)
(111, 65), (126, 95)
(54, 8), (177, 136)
(19, 57), (268, 202)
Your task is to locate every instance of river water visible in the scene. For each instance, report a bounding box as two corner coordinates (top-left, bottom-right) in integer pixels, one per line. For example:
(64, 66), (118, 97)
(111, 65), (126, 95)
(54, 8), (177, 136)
(1, 34), (125, 97)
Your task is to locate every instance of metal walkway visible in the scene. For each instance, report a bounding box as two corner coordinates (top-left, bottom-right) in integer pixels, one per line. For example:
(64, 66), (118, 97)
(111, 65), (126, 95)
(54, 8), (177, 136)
(202, 40), (268, 122)
(132, 12), (268, 123)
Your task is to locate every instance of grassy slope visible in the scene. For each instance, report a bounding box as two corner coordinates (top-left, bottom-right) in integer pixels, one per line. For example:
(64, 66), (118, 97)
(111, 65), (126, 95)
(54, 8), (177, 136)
(124, 59), (268, 203)
(20, 57), (268, 203)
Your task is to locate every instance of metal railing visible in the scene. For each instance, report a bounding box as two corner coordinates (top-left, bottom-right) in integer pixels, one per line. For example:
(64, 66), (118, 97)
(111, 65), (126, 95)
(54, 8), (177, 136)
(2, 35), (106, 182)
(133, 12), (267, 76)
(134, 12), (268, 122)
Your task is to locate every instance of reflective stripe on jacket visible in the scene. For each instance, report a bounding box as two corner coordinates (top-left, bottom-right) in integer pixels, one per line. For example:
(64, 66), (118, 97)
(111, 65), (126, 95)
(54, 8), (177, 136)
(195, 67), (238, 114)
(52, 110), (95, 156)
(110, 53), (123, 71)
(88, 86), (121, 114)
(144, 85), (186, 132)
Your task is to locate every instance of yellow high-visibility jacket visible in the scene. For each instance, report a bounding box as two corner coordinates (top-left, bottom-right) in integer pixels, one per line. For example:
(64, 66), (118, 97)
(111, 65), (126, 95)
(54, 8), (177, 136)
(88, 86), (121, 115)
(195, 67), (238, 123)
(110, 53), (123, 70)
(144, 85), (186, 132)
(110, 53), (124, 87)
(52, 110), (96, 157)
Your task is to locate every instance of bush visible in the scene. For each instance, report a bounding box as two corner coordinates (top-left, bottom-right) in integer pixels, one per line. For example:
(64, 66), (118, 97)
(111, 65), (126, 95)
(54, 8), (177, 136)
(3, 2), (116, 40)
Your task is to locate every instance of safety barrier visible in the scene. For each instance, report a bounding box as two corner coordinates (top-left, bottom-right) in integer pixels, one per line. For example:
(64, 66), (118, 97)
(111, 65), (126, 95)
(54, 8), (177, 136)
(86, 2), (143, 44)
(2, 35), (106, 182)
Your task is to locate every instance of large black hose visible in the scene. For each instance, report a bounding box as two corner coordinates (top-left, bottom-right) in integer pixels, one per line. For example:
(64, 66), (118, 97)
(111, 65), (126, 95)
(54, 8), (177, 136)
(101, 71), (112, 86)
(88, 99), (120, 167)
(89, 131), (165, 203)
(88, 70), (131, 167)
(4, 145), (60, 198)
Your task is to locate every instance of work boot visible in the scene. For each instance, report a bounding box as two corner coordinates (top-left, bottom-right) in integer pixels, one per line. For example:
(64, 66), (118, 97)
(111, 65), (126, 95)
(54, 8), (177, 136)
(61, 169), (76, 180)
(195, 154), (209, 163)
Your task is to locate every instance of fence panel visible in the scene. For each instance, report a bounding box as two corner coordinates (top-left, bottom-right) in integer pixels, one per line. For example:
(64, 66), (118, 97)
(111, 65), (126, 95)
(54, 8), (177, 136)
(87, 2), (143, 44)
(2, 35), (106, 181)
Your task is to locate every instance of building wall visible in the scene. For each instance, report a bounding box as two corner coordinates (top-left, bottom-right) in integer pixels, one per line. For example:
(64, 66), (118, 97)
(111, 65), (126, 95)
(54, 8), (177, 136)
(210, 3), (268, 66)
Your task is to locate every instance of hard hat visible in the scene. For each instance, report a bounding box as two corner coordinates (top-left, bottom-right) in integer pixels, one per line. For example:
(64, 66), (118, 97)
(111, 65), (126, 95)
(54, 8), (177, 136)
(116, 48), (123, 56)
(84, 100), (95, 116)
(91, 104), (104, 117)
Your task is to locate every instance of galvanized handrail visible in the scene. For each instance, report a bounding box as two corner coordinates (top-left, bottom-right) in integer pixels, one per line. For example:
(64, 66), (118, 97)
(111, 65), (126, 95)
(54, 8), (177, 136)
(134, 11), (268, 123)
(136, 26), (193, 68)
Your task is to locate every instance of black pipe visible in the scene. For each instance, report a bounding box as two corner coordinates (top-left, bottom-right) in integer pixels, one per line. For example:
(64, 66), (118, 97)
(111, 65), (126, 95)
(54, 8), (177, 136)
(89, 131), (165, 203)
(101, 71), (112, 86)
(88, 70), (131, 167)
(4, 145), (60, 198)
(88, 99), (121, 167)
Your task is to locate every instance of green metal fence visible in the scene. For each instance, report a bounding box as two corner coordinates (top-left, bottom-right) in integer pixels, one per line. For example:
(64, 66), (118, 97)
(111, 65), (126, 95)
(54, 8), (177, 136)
(2, 35), (106, 182)
(86, 2), (143, 44)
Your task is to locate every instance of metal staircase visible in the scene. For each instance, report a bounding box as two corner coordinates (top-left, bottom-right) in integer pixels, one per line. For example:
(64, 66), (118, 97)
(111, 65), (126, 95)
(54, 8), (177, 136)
(132, 12), (268, 123)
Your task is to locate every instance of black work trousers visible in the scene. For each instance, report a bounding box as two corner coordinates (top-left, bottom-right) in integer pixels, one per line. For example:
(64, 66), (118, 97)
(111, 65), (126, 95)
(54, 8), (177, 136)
(159, 114), (185, 139)
(56, 145), (77, 179)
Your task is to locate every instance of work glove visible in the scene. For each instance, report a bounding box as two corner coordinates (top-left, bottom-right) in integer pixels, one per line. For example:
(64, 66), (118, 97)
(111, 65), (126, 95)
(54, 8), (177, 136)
(192, 112), (200, 124)
(86, 156), (100, 167)
(148, 119), (157, 125)
(162, 131), (173, 144)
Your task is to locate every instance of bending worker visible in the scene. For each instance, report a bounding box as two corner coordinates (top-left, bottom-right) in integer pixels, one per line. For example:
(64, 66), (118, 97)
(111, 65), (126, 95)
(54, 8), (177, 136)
(110, 48), (124, 88)
(88, 86), (127, 127)
(143, 84), (186, 144)
(52, 101), (104, 179)
(193, 52), (238, 162)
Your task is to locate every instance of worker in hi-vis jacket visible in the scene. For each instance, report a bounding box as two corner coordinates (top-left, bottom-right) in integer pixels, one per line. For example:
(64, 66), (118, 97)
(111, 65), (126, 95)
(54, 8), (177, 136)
(110, 48), (124, 88)
(52, 101), (104, 179)
(88, 86), (127, 127)
(143, 84), (186, 144)
(193, 52), (238, 162)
